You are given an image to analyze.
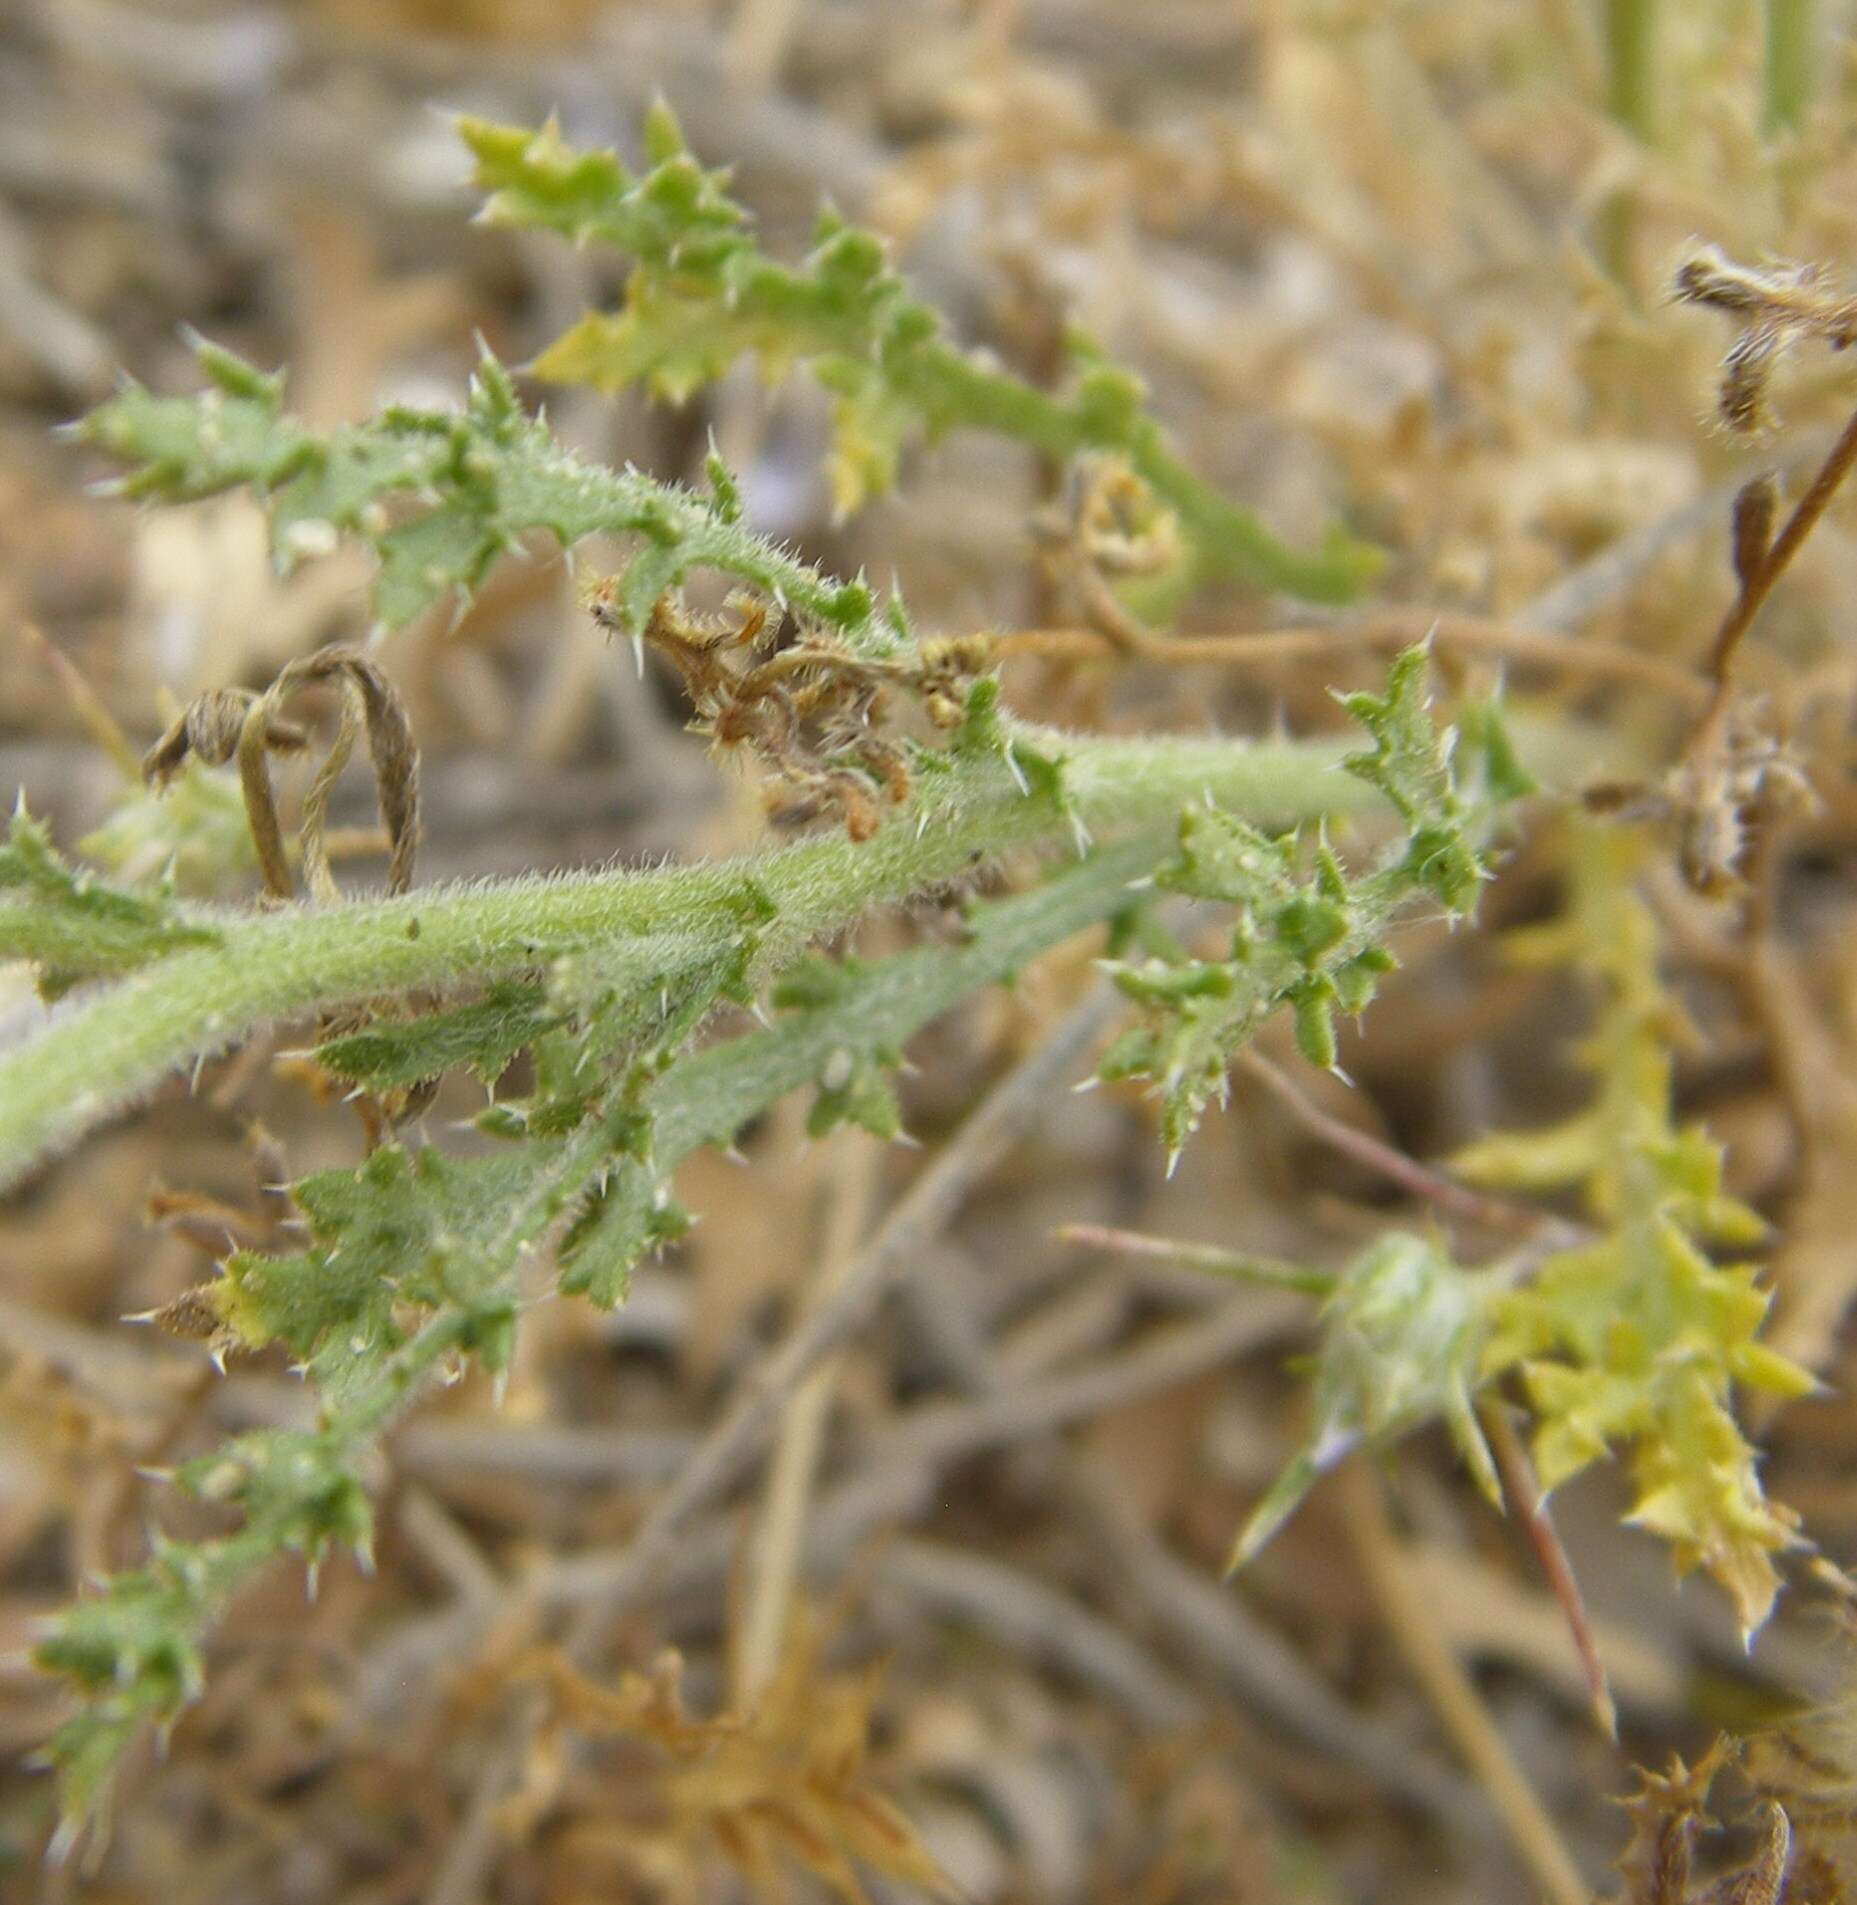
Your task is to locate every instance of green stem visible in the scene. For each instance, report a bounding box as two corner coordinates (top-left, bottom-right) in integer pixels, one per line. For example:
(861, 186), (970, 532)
(897, 351), (1376, 600)
(1603, 0), (1660, 143)
(463, 116), (1384, 604)
(1763, 0), (1817, 135)
(1057, 1223), (1336, 1295)
(0, 722), (1373, 1194)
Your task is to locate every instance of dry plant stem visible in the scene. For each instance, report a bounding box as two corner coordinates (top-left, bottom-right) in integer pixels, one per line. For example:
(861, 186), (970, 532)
(1234, 1050), (1579, 1243)
(996, 614), (1710, 704)
(427, 987), (1124, 1905)
(1703, 403), (1857, 698)
(733, 1130), (879, 1705)
(870, 1539), (1199, 1730)
(1340, 1461), (1591, 1905)
(1052, 1222), (1335, 1295)
(1478, 1396), (1618, 1743)
(22, 625), (140, 779)
(866, 1292), (1309, 1474)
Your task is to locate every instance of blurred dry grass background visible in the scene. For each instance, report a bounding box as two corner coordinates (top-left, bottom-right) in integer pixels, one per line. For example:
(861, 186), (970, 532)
(8, 2), (1857, 1900)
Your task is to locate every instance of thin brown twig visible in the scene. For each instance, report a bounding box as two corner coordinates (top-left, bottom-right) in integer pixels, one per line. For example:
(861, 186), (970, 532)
(1340, 1462), (1591, 1905)
(732, 1130), (880, 1705)
(993, 611), (1710, 702)
(22, 624), (141, 779)
(870, 1538), (1199, 1729)
(1701, 402), (1857, 700)
(1051, 1220), (1335, 1294)
(1478, 1396), (1617, 1743)
(1235, 1050), (1585, 1245)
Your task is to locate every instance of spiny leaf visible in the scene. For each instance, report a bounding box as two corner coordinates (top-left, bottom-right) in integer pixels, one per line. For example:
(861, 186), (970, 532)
(1099, 657), (1522, 1158)
(0, 805), (220, 994)
(458, 114), (1381, 602)
(177, 1429), (374, 1559)
(558, 1157), (691, 1307)
(315, 982), (558, 1092)
(771, 955), (907, 1140)
(208, 1144), (543, 1387)
(75, 340), (912, 659)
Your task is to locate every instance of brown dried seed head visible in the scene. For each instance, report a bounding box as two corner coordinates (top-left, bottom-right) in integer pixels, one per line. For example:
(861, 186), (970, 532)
(1721, 325), (1784, 433)
(1674, 247), (1775, 316)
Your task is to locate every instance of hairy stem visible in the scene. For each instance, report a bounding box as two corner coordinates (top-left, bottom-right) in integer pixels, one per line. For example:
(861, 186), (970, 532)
(0, 720), (1396, 1192)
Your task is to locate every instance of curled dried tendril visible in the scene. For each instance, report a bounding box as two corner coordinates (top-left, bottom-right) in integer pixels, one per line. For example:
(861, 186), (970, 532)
(587, 580), (989, 840)
(144, 645), (420, 903)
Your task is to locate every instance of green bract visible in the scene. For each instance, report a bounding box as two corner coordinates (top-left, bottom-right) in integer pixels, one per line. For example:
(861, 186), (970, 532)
(1229, 1233), (1500, 1573)
(1099, 648), (1530, 1159)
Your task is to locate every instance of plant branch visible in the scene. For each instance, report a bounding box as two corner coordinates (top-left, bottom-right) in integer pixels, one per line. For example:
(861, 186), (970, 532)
(994, 613), (1710, 704)
(0, 720), (1393, 1194)
(1703, 401), (1857, 693)
(461, 113), (1382, 602)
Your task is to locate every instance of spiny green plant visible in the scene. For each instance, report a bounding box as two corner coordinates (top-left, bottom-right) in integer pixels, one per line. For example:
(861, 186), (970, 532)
(10, 617), (1517, 1829)
(1, 162), (1529, 1827)
(0, 115), (1799, 1859)
(1077, 822), (1808, 1646)
(459, 105), (1382, 601)
(1099, 648), (1534, 1162)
